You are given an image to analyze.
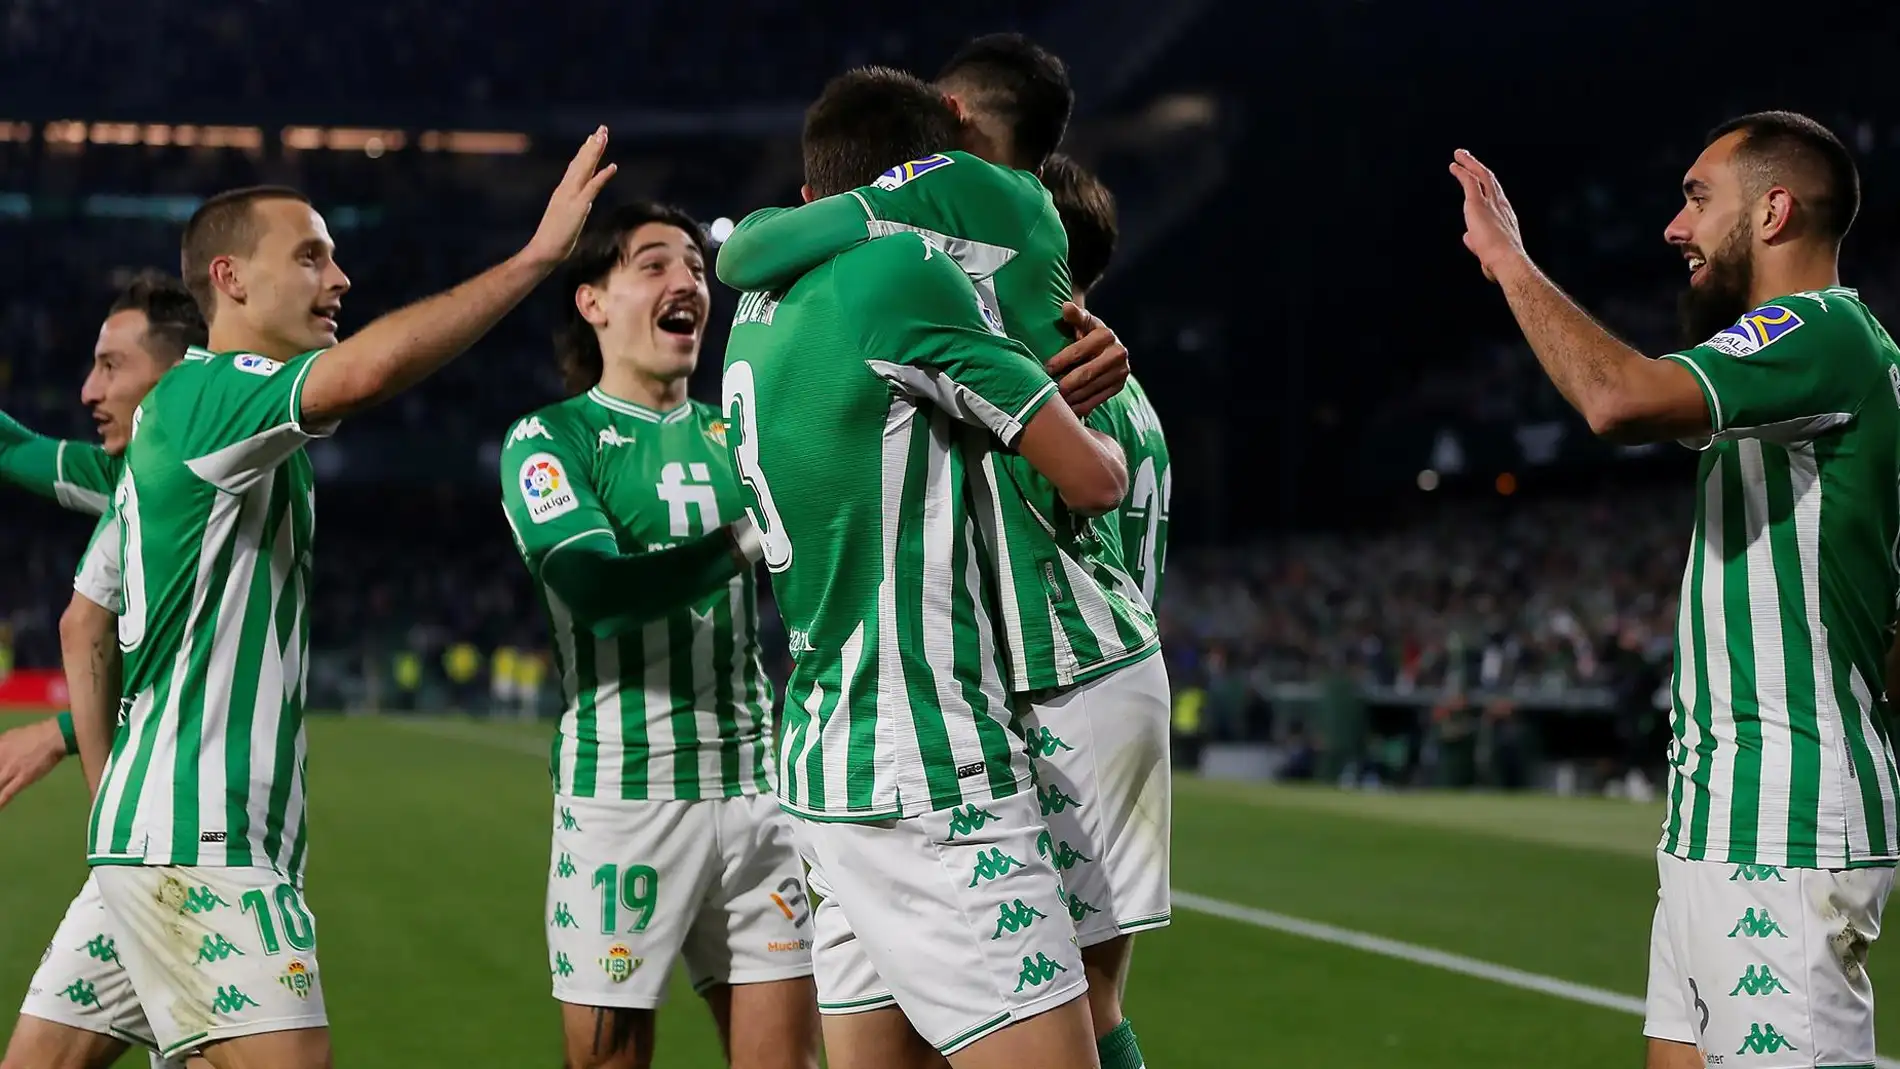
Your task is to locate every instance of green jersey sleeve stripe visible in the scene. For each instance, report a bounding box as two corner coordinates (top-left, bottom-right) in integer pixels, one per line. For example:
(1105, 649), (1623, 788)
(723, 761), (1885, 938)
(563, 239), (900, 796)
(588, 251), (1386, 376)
(540, 527), (616, 566)
(1663, 352), (1727, 433)
(286, 348), (338, 437)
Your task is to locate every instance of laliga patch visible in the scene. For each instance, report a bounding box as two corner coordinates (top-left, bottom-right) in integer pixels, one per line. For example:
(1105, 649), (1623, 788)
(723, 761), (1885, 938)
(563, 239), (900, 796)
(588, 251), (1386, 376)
(873, 153), (955, 191)
(518, 452), (579, 524)
(1706, 304), (1805, 358)
(234, 353), (283, 376)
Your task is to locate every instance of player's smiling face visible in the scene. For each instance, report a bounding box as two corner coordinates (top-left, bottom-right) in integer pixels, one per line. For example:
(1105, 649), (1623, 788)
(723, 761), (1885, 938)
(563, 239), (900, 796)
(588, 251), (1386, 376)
(81, 310), (169, 455)
(237, 199), (351, 354)
(1667, 131), (1756, 346)
(589, 222), (710, 381)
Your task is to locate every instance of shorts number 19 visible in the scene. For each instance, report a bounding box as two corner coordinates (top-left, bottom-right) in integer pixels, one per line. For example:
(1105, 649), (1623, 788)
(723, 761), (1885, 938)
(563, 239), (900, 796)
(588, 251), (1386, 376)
(592, 863), (659, 934)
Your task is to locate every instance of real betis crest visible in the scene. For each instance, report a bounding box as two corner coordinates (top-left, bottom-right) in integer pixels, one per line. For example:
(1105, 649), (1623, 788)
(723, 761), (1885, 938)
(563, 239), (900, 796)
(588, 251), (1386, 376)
(705, 419), (728, 447)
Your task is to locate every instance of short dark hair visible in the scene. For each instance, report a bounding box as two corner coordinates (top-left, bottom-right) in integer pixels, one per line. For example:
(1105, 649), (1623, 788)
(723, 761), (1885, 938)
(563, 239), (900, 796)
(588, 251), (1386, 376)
(554, 201), (710, 396)
(803, 66), (961, 200)
(936, 33), (1074, 172)
(1041, 153), (1118, 296)
(180, 185), (312, 319)
(1707, 111), (1860, 243)
(109, 271), (208, 366)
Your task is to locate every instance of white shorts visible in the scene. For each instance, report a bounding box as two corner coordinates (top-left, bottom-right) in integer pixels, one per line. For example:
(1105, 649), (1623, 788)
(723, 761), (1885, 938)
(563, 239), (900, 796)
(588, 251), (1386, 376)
(19, 873), (185, 1065)
(796, 787), (1088, 1056)
(1023, 651), (1172, 947)
(91, 864), (328, 1060)
(547, 792), (813, 1009)
(1644, 850), (1894, 1067)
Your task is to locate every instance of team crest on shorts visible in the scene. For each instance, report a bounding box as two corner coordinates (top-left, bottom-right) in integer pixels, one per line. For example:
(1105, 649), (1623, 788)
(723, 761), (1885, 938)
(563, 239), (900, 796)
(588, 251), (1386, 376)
(278, 960), (316, 1000)
(599, 944), (641, 983)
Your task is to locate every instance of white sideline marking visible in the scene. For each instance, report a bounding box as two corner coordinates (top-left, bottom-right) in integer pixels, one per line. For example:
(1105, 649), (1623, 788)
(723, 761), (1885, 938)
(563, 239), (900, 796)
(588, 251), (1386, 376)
(387, 718), (1900, 1067)
(1175, 891), (1900, 1069)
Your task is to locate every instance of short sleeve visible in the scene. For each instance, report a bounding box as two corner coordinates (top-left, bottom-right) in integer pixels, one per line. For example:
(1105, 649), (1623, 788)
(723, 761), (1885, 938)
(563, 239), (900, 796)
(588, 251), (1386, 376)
(1662, 295), (1869, 443)
(181, 349), (337, 493)
(73, 508), (124, 614)
(497, 413), (616, 574)
(841, 233), (1058, 449)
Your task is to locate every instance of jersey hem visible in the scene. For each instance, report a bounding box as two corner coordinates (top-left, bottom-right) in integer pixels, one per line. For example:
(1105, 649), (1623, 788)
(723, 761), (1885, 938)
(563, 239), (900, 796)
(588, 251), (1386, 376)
(1655, 840), (1899, 870)
(779, 780), (1030, 824)
(551, 782), (770, 802)
(1026, 636), (1161, 700)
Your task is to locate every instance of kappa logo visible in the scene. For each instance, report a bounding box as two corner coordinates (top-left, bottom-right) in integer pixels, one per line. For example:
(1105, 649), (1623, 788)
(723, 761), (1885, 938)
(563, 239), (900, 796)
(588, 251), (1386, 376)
(233, 353), (282, 377)
(511, 417), (553, 444)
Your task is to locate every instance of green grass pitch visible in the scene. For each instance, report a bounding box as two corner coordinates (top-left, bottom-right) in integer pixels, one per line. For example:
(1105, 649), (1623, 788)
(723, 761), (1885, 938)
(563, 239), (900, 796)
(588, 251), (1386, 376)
(4, 713), (1900, 1067)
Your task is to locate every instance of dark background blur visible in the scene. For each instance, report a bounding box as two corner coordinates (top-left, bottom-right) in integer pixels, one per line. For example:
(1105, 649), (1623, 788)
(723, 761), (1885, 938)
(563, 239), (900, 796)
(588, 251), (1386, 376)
(6, 0), (1899, 791)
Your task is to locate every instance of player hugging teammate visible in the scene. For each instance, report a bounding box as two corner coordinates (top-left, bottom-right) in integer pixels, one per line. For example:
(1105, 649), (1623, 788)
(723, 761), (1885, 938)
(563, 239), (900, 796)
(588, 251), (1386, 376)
(715, 35), (1172, 1069)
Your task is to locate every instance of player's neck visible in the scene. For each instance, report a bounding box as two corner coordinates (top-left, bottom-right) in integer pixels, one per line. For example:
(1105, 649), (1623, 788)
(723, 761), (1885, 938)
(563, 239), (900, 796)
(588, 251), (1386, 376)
(961, 124), (1018, 171)
(207, 324), (298, 361)
(595, 363), (687, 413)
(1752, 247), (1842, 305)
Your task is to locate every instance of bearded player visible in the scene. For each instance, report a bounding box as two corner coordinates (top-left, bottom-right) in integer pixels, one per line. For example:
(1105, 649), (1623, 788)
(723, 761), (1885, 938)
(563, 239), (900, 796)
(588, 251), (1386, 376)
(1455, 112), (1900, 1068)
(499, 201), (817, 1069)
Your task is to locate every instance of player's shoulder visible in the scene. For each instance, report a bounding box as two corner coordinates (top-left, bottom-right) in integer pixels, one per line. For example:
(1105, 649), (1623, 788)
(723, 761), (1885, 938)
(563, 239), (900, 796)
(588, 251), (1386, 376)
(503, 394), (593, 452)
(1698, 288), (1882, 361)
(196, 346), (322, 381)
(835, 230), (963, 282)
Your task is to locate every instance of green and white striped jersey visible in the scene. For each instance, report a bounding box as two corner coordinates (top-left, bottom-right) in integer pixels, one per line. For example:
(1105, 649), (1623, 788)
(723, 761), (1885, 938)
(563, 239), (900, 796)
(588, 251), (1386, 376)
(1089, 375), (1171, 609)
(499, 391), (774, 801)
(1660, 288), (1900, 868)
(718, 151), (1159, 694)
(722, 231), (1053, 821)
(75, 507), (125, 613)
(88, 346), (332, 883)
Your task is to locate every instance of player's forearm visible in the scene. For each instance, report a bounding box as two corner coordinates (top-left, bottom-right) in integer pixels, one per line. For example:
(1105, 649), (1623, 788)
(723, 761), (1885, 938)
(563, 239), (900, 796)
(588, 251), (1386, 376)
(715, 198), (870, 292)
(301, 252), (559, 424)
(1086, 428), (1130, 511)
(59, 594), (120, 797)
(1492, 257), (1653, 436)
(543, 524), (761, 637)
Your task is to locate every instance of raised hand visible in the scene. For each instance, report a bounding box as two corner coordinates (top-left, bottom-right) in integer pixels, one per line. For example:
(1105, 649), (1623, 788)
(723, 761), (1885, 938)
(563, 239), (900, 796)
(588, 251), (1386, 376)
(0, 718), (65, 809)
(1450, 148), (1528, 283)
(523, 127), (620, 268)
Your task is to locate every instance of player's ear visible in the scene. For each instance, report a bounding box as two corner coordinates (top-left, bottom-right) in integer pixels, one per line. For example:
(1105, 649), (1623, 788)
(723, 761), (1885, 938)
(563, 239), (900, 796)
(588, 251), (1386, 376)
(209, 256), (246, 305)
(1759, 186), (1796, 242)
(800, 184), (816, 205)
(574, 283), (608, 328)
(943, 92), (968, 124)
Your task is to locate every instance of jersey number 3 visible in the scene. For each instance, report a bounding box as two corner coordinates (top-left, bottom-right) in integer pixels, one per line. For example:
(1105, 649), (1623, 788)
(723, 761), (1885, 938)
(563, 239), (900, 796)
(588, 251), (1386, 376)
(722, 361), (793, 571)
